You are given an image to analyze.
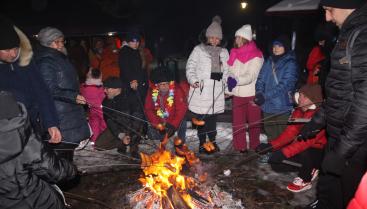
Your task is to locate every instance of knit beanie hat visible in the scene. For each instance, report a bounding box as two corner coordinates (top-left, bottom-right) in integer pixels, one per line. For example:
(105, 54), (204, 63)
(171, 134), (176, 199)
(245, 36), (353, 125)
(0, 18), (20, 50)
(235, 24), (252, 41)
(103, 77), (123, 88)
(126, 32), (141, 43)
(320, 0), (365, 9)
(206, 16), (223, 40)
(150, 66), (174, 84)
(299, 84), (323, 106)
(37, 27), (64, 47)
(272, 35), (291, 52)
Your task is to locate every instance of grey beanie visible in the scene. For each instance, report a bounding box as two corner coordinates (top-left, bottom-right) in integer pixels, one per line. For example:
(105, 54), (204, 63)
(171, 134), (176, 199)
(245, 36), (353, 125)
(205, 16), (223, 40)
(37, 27), (64, 47)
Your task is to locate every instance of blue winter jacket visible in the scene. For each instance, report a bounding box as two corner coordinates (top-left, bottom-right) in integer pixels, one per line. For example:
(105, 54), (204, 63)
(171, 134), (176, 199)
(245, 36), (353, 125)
(255, 51), (299, 114)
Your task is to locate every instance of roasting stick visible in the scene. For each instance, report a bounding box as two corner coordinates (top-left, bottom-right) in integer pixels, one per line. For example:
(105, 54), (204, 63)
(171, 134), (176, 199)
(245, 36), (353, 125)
(213, 133), (323, 177)
(64, 192), (113, 209)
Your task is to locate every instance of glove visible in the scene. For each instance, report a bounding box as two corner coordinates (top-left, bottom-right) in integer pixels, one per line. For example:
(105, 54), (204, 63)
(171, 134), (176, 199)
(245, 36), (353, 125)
(321, 151), (347, 176)
(254, 93), (265, 106)
(297, 121), (320, 142)
(255, 143), (272, 155)
(227, 76), (237, 92)
(268, 151), (286, 164)
(165, 123), (176, 137)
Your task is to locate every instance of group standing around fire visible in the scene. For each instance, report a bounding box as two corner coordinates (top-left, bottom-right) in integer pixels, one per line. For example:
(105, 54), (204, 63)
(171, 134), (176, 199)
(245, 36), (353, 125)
(1, 0), (367, 208)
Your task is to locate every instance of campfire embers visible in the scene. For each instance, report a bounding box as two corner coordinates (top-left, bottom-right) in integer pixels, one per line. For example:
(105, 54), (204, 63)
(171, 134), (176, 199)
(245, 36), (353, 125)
(128, 136), (244, 209)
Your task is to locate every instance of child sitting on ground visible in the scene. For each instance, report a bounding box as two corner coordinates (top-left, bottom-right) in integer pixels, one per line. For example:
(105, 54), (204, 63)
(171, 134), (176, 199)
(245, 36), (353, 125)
(256, 84), (326, 192)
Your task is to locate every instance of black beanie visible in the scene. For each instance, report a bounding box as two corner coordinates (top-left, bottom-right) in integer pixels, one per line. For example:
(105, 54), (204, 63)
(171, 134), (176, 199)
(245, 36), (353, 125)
(0, 91), (21, 120)
(126, 32), (141, 43)
(0, 18), (20, 50)
(150, 66), (174, 84)
(273, 35), (291, 52)
(103, 77), (122, 88)
(320, 0), (366, 9)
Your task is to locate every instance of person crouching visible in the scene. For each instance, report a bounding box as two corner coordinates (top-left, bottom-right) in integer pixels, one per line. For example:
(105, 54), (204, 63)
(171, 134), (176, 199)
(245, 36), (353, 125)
(255, 84), (326, 192)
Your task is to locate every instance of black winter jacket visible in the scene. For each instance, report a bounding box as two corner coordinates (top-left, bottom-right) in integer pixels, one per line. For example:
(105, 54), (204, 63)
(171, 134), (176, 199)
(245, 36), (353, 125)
(102, 92), (143, 140)
(311, 3), (367, 159)
(118, 46), (147, 87)
(35, 46), (90, 143)
(0, 104), (77, 209)
(0, 28), (59, 131)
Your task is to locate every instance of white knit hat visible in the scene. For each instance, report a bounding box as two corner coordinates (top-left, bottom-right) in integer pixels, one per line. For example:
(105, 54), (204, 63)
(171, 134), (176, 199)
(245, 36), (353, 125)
(235, 24), (252, 41)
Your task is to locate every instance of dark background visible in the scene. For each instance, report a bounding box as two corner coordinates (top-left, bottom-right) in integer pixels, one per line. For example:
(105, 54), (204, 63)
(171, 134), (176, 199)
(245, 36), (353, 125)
(1, 0), (328, 64)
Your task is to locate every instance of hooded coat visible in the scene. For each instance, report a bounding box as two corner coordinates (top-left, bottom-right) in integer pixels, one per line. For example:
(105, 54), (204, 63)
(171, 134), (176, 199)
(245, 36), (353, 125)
(35, 45), (90, 143)
(0, 102), (77, 209)
(0, 26), (59, 131)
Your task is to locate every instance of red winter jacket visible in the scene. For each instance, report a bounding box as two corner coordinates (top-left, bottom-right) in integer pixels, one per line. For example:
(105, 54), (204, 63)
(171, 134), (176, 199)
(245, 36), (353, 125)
(144, 84), (188, 129)
(347, 171), (367, 209)
(270, 108), (327, 158)
(306, 46), (325, 85)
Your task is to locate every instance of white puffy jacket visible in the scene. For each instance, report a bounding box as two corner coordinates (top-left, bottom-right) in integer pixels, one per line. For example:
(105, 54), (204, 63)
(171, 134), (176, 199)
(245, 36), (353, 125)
(186, 44), (229, 115)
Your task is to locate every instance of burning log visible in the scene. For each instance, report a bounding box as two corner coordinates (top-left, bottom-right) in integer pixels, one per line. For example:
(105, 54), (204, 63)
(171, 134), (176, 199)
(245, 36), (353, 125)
(167, 186), (191, 209)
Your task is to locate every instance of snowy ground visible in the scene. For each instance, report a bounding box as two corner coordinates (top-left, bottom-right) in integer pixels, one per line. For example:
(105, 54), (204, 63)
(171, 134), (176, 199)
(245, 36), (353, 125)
(73, 122), (316, 208)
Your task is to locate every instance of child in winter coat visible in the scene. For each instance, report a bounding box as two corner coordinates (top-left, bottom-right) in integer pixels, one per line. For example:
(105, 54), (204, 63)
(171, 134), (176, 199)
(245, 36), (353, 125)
(80, 68), (107, 143)
(226, 24), (264, 152)
(256, 84), (326, 193)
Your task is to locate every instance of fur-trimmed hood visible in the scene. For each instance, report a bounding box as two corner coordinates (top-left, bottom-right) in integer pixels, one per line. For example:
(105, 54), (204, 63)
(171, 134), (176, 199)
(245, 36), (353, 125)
(14, 26), (33, 67)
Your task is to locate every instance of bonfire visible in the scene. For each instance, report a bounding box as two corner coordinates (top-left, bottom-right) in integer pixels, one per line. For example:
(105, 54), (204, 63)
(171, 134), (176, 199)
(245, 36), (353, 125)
(128, 134), (244, 209)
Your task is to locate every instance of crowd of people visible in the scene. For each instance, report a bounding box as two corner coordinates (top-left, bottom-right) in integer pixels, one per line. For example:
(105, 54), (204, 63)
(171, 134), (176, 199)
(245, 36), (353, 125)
(1, 0), (367, 208)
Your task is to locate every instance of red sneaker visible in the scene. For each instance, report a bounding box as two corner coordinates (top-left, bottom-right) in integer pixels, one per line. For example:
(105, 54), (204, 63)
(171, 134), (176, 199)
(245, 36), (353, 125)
(287, 177), (312, 193)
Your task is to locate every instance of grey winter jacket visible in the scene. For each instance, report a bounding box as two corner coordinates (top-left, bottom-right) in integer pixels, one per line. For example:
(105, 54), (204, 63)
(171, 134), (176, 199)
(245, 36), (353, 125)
(0, 103), (77, 209)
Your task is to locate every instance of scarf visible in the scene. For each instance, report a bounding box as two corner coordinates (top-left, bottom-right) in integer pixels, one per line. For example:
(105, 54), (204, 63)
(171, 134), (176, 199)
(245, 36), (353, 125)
(203, 44), (222, 73)
(227, 41), (263, 66)
(85, 78), (103, 86)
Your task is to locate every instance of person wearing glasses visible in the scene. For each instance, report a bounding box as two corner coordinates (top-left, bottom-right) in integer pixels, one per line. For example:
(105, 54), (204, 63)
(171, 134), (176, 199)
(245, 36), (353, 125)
(35, 27), (90, 162)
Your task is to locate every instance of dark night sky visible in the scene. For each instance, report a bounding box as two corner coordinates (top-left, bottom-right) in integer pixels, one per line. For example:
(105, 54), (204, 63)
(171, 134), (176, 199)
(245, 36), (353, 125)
(1, 0), (327, 59)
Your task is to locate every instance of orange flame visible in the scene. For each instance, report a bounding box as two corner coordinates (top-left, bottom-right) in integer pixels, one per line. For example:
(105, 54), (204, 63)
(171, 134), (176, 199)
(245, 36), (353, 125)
(139, 149), (195, 208)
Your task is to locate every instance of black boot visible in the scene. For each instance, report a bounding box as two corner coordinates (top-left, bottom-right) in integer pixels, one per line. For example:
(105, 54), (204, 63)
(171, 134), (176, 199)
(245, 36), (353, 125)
(212, 141), (220, 153)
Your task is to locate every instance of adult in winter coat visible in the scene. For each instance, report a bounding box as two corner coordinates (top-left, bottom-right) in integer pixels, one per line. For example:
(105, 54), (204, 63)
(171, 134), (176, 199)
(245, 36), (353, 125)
(96, 77), (143, 158)
(256, 84), (326, 193)
(186, 16), (229, 153)
(226, 24), (264, 152)
(145, 66), (187, 141)
(0, 91), (77, 209)
(80, 68), (107, 143)
(298, 1), (367, 208)
(306, 22), (337, 86)
(255, 36), (299, 140)
(90, 39), (120, 81)
(118, 33), (148, 109)
(35, 27), (91, 161)
(0, 18), (61, 143)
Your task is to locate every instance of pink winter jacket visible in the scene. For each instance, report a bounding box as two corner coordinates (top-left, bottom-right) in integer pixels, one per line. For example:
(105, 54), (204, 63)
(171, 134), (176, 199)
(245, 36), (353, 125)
(80, 83), (105, 117)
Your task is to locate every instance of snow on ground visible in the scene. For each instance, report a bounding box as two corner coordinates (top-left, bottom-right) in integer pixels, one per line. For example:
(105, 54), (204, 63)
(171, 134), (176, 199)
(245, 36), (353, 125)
(74, 122), (316, 207)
